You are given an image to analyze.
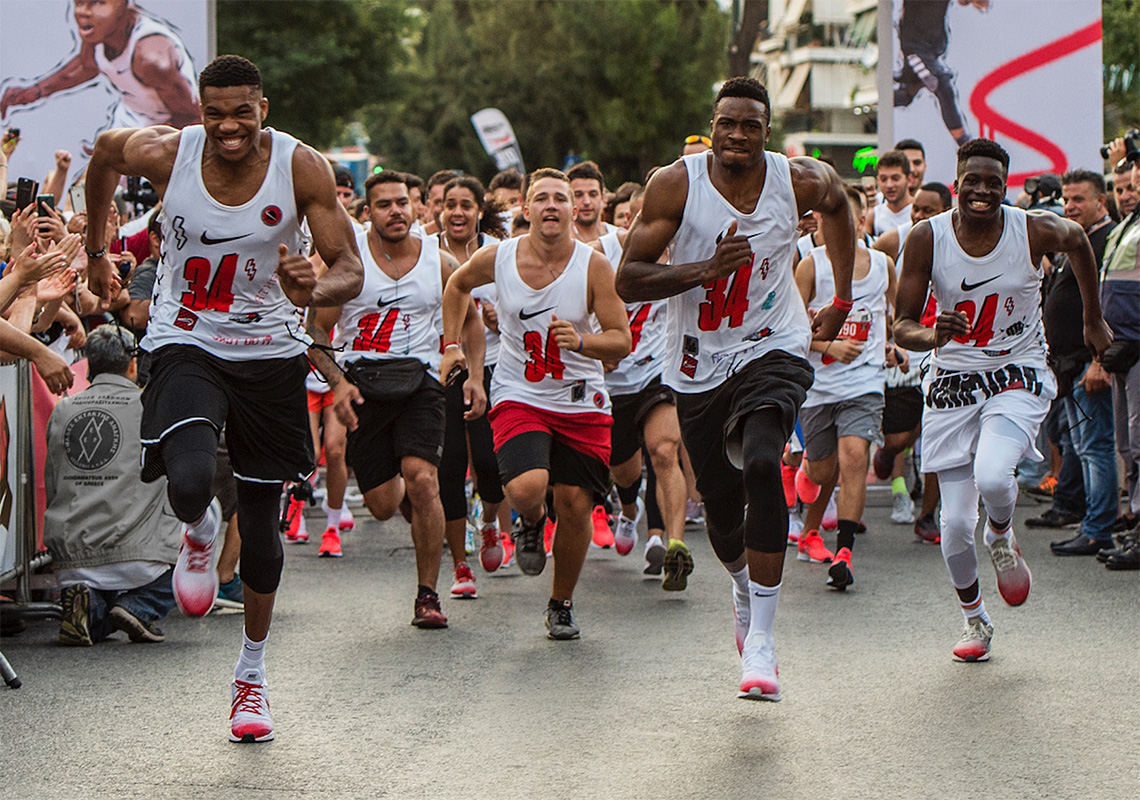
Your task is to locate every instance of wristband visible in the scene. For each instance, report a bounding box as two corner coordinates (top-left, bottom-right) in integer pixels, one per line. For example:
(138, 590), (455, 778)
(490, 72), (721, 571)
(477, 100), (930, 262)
(575, 333), (584, 353)
(831, 295), (853, 312)
(85, 245), (107, 259)
(443, 341), (461, 351)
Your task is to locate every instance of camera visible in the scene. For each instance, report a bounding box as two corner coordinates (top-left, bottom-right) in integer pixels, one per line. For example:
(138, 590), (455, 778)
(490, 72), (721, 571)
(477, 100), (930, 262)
(123, 176), (159, 211)
(1100, 129), (1140, 162)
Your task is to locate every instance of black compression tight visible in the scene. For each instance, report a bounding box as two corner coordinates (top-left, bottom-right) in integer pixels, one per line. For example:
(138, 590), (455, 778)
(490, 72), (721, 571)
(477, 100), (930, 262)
(163, 424), (219, 523)
(236, 479), (285, 594)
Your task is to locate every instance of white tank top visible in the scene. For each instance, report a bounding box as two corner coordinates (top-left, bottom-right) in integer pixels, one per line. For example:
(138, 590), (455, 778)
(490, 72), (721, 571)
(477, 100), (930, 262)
(333, 230), (442, 373)
(804, 244), (889, 407)
(796, 233), (816, 261)
(145, 127), (309, 359)
(490, 237), (610, 414)
(873, 202), (912, 236)
(598, 230), (667, 394)
(665, 151), (808, 392)
(929, 207), (1046, 373)
(94, 14), (198, 126)
(884, 219), (922, 389)
(470, 282), (500, 367)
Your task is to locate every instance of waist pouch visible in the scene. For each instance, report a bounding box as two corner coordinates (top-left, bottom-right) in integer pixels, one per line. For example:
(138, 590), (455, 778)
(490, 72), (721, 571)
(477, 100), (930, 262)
(1101, 340), (1140, 374)
(346, 357), (427, 402)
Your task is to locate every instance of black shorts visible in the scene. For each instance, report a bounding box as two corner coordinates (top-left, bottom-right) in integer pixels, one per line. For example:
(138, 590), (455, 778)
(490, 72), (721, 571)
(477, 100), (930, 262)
(609, 376), (675, 466)
(673, 351), (813, 499)
(497, 430), (610, 498)
(140, 345), (313, 484)
(345, 375), (446, 493)
(882, 386), (924, 436)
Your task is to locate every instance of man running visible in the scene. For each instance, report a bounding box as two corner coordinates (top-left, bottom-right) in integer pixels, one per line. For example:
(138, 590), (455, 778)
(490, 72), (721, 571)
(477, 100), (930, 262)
(617, 76), (856, 700)
(567, 161), (616, 243)
(866, 150), (913, 237)
(84, 55), (364, 742)
(440, 168), (631, 640)
(894, 139), (1112, 662)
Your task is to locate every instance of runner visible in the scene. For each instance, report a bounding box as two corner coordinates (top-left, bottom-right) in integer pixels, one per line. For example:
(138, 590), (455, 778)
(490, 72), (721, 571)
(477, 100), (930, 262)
(617, 76), (856, 700)
(567, 161), (616, 244)
(439, 168), (631, 640)
(866, 150), (913, 237)
(83, 55), (364, 742)
(894, 138), (1112, 662)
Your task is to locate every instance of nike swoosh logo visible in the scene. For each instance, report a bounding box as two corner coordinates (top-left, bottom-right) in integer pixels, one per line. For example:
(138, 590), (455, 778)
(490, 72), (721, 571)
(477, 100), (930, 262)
(376, 295), (407, 308)
(960, 275), (1000, 292)
(200, 231), (252, 246)
(518, 306), (556, 321)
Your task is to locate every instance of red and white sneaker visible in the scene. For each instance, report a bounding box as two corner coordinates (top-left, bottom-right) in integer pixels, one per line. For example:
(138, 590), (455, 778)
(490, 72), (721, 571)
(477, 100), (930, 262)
(544, 518), (557, 557)
(951, 616), (993, 662)
(826, 547), (854, 590)
(987, 526), (1031, 606)
(738, 633), (781, 701)
(338, 504), (355, 532)
(173, 500), (221, 617)
(501, 529), (515, 568)
(613, 497), (642, 556)
(797, 530), (833, 564)
(479, 523), (504, 572)
(590, 505), (614, 548)
(230, 670), (274, 743)
(284, 497), (308, 544)
(821, 492), (838, 531)
(450, 562), (478, 598)
(318, 528), (343, 558)
(795, 468), (820, 504)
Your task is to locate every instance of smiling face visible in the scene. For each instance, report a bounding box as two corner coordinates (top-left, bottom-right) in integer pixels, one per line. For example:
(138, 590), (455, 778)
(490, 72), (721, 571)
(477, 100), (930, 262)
(955, 156), (1007, 222)
(200, 85), (268, 163)
(523, 177), (575, 238)
(1062, 181), (1106, 230)
(367, 180), (412, 244)
(74, 0), (130, 44)
(877, 166), (908, 205)
(710, 96), (770, 172)
(570, 178), (603, 227)
(442, 185), (480, 242)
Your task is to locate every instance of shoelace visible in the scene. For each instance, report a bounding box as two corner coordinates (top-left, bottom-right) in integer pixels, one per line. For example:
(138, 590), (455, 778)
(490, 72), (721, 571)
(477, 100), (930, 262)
(185, 541), (212, 573)
(961, 621), (989, 642)
(551, 605), (573, 626)
(232, 681), (268, 716)
(517, 521), (541, 551)
(989, 539), (1019, 572)
(481, 527), (499, 550)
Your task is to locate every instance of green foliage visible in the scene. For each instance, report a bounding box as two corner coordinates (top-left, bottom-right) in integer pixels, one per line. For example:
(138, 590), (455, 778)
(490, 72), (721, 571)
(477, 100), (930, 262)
(1102, 0), (1139, 136)
(215, 0), (413, 149)
(363, 0), (730, 185)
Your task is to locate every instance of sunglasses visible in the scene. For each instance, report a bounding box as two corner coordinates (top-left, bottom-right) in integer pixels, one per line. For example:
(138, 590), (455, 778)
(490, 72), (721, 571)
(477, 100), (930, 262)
(684, 135), (712, 147)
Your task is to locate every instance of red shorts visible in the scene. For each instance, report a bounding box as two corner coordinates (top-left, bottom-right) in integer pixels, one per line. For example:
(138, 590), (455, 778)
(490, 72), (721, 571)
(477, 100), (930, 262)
(488, 401), (612, 466)
(307, 389), (334, 414)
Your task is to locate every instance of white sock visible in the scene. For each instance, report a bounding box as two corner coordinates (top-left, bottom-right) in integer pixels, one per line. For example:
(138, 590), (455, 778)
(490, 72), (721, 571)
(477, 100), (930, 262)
(730, 565), (750, 609)
(959, 588), (992, 626)
(325, 505), (342, 531)
(747, 580), (781, 643)
(235, 628), (267, 682)
(185, 504), (218, 546)
(983, 521), (1011, 548)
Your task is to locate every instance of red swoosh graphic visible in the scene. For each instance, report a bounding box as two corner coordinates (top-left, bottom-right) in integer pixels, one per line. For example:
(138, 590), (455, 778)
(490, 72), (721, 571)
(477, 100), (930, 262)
(969, 20), (1101, 187)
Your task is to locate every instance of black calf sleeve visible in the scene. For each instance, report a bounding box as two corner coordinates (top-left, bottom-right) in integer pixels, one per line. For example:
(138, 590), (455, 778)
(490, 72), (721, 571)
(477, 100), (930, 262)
(703, 487), (746, 564)
(163, 424), (219, 523)
(741, 408), (791, 554)
(644, 460), (664, 531)
(236, 480), (285, 594)
(616, 473), (642, 507)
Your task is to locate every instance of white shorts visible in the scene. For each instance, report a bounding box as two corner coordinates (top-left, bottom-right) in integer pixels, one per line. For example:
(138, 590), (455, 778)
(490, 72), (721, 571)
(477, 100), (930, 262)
(920, 364), (1055, 474)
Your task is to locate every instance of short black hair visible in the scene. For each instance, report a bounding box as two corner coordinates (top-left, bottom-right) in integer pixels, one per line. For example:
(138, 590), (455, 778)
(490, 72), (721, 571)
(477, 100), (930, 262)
(714, 76), (771, 118)
(427, 170), (459, 191)
(957, 138), (1010, 174)
(894, 138), (925, 155)
(1061, 169), (1106, 196)
(198, 54), (261, 96)
(918, 182), (953, 209)
(489, 169), (523, 193)
(364, 170), (408, 203)
(403, 173), (424, 191)
(877, 150), (911, 176)
(525, 168), (571, 201)
(333, 166), (355, 190)
(566, 161), (605, 192)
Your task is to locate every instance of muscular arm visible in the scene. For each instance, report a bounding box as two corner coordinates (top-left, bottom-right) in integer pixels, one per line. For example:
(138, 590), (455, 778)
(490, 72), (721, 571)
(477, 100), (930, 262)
(1, 49), (98, 117)
(305, 305), (345, 388)
(293, 146), (363, 307)
(132, 35), (200, 128)
(582, 252), (632, 361)
(893, 221), (944, 351)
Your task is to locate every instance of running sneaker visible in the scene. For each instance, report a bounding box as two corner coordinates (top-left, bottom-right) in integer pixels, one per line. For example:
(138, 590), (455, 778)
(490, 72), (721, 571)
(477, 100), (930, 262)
(318, 527), (343, 558)
(795, 468), (820, 504)
(215, 573), (245, 611)
(479, 523), (504, 572)
(662, 539), (694, 591)
(821, 492), (839, 530)
(591, 505), (614, 548)
(284, 497), (308, 544)
(58, 584), (93, 646)
(890, 491), (916, 525)
(1025, 475), (1058, 498)
(450, 562), (478, 599)
(173, 500), (221, 617)
(951, 616), (993, 662)
(787, 506), (803, 546)
(613, 497), (642, 556)
(230, 670), (274, 742)
(109, 605), (165, 643)
(733, 592), (749, 655)
(780, 460), (798, 507)
(914, 513), (941, 545)
(738, 633), (781, 701)
(339, 504), (355, 531)
(826, 547), (854, 591)
(544, 517), (557, 558)
(643, 535), (666, 575)
(411, 592), (448, 628)
(545, 598), (580, 640)
(501, 529), (515, 569)
(797, 530), (833, 563)
(513, 515), (547, 576)
(987, 526), (1032, 606)
(872, 446), (894, 481)
(685, 498), (705, 525)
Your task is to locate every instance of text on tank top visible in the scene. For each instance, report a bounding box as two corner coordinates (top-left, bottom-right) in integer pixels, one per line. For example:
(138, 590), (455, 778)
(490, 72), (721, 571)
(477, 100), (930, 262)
(144, 126), (308, 360)
(597, 229), (667, 394)
(94, 15), (198, 125)
(665, 151), (808, 393)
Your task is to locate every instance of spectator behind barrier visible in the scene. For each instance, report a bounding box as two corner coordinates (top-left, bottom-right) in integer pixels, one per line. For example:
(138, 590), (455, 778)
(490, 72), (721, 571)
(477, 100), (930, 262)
(45, 325), (181, 645)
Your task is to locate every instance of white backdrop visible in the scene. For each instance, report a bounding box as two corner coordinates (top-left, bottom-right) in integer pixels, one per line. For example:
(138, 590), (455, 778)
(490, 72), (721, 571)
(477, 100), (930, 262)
(888, 0), (1103, 192)
(0, 0), (211, 189)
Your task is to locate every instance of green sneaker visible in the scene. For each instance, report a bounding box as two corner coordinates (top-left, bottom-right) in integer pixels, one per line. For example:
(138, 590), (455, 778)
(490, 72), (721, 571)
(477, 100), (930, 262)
(662, 540), (694, 591)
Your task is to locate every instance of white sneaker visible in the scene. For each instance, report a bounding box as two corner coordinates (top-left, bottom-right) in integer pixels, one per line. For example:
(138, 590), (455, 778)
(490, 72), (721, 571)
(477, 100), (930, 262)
(787, 506), (803, 546)
(230, 669), (274, 742)
(643, 535), (666, 576)
(732, 588), (750, 656)
(738, 632), (781, 701)
(890, 491), (916, 525)
(821, 491), (839, 530)
(613, 497), (642, 556)
(173, 499), (221, 617)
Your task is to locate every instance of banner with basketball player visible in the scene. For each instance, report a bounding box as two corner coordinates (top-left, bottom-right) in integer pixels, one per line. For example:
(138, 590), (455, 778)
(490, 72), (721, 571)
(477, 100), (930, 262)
(885, 0), (1102, 192)
(0, 0), (211, 190)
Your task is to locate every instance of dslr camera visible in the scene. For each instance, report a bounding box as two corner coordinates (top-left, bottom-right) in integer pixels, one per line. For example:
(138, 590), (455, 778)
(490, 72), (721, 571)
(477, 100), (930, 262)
(1100, 129), (1140, 162)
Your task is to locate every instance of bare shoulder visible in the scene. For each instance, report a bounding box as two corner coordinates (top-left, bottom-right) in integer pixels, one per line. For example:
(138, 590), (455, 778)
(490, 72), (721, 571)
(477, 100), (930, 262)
(291, 143), (336, 198)
(588, 247), (616, 275)
(789, 156), (838, 209)
(640, 160), (689, 220)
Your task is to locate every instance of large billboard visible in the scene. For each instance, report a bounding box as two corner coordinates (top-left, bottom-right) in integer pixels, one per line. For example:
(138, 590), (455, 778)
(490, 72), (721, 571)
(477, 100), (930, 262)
(884, 0), (1103, 192)
(0, 0), (211, 188)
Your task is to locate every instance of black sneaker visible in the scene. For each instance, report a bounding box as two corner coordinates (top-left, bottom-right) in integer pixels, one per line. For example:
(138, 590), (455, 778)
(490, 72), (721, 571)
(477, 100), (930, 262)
(545, 598), (580, 640)
(109, 605), (166, 643)
(1025, 509), (1082, 529)
(513, 514), (547, 576)
(59, 584), (93, 646)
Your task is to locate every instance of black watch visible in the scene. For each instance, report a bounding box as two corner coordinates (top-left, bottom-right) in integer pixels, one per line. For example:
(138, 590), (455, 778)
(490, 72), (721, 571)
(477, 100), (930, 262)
(85, 245), (107, 259)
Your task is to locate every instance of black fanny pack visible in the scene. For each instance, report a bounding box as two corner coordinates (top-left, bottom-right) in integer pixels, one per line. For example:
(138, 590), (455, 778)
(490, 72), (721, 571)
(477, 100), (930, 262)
(1101, 340), (1140, 374)
(345, 357), (427, 402)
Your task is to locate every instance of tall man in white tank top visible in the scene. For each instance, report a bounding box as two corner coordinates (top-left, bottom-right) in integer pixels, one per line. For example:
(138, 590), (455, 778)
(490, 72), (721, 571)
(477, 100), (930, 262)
(440, 169), (631, 641)
(83, 56), (364, 743)
(307, 171), (485, 631)
(618, 77), (857, 701)
(895, 139), (1112, 663)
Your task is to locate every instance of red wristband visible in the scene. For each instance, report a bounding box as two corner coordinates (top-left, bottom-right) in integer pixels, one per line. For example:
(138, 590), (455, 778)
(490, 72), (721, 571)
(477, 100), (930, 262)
(831, 295), (853, 312)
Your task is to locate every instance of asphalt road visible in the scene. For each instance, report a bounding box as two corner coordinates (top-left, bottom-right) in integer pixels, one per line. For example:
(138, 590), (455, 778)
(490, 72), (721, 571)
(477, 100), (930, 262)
(1, 488), (1136, 800)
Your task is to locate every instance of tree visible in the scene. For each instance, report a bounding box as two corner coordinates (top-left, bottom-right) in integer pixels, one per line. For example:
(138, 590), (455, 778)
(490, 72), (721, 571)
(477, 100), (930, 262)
(728, 1), (768, 78)
(216, 0), (413, 149)
(1102, 0), (1139, 136)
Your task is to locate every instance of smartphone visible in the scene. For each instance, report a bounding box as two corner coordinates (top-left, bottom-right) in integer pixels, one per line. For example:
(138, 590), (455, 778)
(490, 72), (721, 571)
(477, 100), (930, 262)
(69, 182), (87, 215)
(15, 177), (37, 210)
(36, 193), (56, 217)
